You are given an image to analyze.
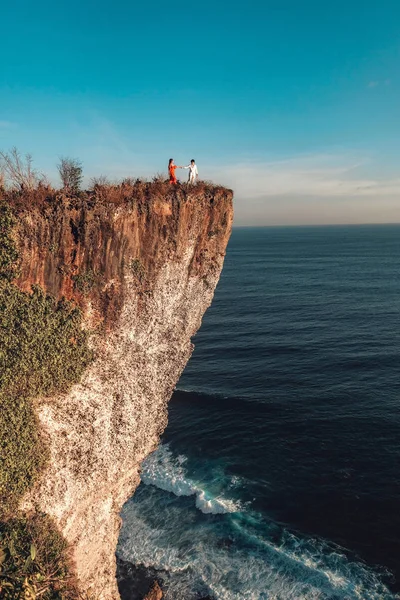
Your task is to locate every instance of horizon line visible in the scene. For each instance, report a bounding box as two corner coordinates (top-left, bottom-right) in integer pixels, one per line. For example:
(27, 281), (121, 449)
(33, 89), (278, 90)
(233, 221), (400, 229)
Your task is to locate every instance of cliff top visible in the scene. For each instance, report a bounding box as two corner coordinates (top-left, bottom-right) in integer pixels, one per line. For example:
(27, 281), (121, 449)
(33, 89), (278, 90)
(2, 179), (233, 329)
(2, 178), (232, 212)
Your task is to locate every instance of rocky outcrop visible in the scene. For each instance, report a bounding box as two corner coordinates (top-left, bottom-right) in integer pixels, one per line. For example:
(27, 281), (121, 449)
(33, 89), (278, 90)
(143, 582), (163, 600)
(13, 185), (233, 598)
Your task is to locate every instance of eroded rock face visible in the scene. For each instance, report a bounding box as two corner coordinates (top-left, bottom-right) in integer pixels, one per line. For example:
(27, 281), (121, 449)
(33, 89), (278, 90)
(16, 188), (233, 599)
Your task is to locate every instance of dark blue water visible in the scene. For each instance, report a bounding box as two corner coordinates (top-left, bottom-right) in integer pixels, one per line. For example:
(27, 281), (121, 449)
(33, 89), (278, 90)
(118, 225), (400, 599)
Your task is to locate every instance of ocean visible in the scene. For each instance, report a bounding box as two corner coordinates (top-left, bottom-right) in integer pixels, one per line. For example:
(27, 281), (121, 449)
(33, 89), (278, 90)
(117, 225), (400, 600)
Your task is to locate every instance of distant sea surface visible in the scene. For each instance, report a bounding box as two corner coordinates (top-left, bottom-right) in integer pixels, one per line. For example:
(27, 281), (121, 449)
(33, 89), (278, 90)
(117, 225), (400, 599)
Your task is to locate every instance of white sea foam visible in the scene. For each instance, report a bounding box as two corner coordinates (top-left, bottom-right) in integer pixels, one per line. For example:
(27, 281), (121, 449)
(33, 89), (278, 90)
(140, 443), (243, 514)
(195, 490), (242, 514)
(118, 444), (398, 600)
(118, 496), (397, 600)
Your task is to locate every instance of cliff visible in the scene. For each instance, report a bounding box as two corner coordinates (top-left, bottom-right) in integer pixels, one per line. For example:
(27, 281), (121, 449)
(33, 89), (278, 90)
(0, 182), (233, 599)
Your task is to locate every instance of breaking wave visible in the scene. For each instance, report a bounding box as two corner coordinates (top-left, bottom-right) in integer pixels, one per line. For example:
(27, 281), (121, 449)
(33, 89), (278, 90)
(118, 444), (398, 600)
(140, 443), (243, 514)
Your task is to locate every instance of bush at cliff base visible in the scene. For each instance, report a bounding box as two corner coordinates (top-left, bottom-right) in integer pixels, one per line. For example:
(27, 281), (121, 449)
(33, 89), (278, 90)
(0, 513), (79, 599)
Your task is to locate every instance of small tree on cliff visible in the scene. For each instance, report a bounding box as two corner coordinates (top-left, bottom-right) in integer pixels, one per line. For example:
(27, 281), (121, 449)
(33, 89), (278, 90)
(0, 147), (40, 191)
(57, 157), (83, 193)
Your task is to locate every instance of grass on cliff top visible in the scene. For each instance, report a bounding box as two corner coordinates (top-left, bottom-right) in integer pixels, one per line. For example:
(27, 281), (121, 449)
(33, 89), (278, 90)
(90, 176), (231, 205)
(3, 176), (232, 211)
(0, 513), (79, 599)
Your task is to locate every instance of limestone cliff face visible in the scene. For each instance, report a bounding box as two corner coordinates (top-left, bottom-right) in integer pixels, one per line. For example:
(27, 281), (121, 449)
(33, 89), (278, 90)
(15, 186), (233, 599)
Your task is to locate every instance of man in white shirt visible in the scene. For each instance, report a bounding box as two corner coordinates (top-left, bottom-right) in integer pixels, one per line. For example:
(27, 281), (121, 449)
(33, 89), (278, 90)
(183, 159), (199, 184)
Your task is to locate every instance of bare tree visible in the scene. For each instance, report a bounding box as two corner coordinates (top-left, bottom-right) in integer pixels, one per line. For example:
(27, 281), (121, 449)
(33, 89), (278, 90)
(90, 174), (109, 187)
(37, 173), (52, 188)
(0, 147), (39, 190)
(57, 157), (83, 193)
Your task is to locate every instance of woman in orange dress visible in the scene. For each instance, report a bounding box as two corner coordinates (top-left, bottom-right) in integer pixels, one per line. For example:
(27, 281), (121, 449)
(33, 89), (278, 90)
(168, 158), (182, 184)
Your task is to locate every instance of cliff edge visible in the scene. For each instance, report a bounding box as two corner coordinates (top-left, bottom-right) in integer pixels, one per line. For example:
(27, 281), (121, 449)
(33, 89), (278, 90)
(0, 181), (233, 599)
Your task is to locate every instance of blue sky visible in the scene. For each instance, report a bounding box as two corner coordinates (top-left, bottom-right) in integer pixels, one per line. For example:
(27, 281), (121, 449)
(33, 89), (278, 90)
(1, 0), (400, 224)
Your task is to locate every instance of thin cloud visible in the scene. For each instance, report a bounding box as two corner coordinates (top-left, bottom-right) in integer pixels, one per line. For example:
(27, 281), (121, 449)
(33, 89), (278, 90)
(0, 120), (17, 129)
(207, 154), (400, 199)
(367, 79), (391, 88)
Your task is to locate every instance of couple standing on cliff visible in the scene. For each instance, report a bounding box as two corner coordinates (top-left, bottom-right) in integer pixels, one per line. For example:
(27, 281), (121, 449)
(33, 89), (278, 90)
(168, 158), (199, 185)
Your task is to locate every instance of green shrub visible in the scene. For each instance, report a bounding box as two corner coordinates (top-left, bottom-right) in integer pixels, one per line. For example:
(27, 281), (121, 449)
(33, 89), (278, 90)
(72, 270), (96, 295)
(0, 513), (78, 599)
(0, 201), (19, 281)
(0, 396), (47, 522)
(0, 283), (93, 516)
(129, 258), (145, 283)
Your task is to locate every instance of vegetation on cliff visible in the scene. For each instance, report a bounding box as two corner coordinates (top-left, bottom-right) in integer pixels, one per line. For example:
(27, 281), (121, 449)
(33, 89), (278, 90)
(0, 513), (78, 599)
(0, 146), (228, 206)
(0, 200), (20, 282)
(0, 282), (93, 515)
(0, 200), (93, 598)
